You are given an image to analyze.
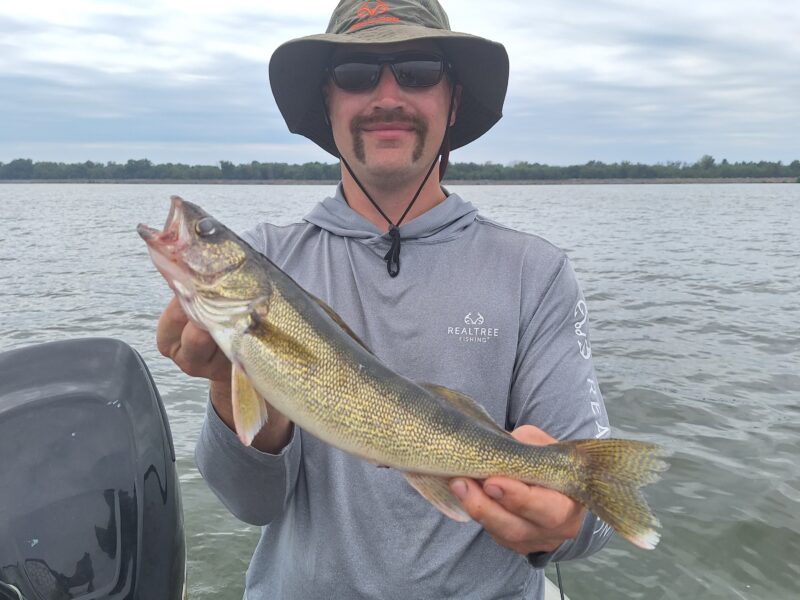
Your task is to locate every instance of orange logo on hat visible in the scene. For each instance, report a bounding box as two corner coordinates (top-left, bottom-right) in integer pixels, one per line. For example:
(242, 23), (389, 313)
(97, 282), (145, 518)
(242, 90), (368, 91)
(349, 0), (399, 31)
(356, 1), (389, 19)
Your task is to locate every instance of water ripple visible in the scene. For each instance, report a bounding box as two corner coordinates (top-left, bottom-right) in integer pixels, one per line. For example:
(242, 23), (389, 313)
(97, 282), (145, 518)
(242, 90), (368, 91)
(1, 183), (798, 600)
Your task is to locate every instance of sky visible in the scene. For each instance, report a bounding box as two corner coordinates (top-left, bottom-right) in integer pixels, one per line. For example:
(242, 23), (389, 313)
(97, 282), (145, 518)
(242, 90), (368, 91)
(1, 0), (798, 166)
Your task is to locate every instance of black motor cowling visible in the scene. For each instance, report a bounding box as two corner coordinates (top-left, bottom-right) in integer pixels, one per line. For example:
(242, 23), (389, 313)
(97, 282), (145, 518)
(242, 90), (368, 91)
(0, 338), (185, 600)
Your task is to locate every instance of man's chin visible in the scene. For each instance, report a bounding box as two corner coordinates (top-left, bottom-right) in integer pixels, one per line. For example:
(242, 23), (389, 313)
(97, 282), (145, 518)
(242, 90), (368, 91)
(362, 145), (428, 169)
(365, 155), (412, 171)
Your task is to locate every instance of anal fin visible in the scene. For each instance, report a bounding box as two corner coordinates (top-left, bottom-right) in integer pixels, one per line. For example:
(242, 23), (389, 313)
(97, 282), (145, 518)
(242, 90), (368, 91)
(231, 364), (269, 446)
(403, 472), (470, 522)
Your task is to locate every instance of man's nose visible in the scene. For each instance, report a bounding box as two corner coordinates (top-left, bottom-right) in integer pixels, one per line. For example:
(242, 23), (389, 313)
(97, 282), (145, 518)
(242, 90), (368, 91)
(372, 65), (404, 103)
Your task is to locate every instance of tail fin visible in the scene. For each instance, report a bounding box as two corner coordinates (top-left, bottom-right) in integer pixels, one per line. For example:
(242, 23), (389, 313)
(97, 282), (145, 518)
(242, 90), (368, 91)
(560, 439), (669, 549)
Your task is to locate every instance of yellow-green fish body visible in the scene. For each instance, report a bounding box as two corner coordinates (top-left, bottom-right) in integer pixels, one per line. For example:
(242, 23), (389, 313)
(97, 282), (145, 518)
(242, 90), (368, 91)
(139, 196), (668, 549)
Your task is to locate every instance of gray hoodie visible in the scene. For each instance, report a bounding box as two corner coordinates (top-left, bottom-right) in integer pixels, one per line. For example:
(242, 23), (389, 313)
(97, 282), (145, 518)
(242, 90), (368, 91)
(195, 186), (612, 599)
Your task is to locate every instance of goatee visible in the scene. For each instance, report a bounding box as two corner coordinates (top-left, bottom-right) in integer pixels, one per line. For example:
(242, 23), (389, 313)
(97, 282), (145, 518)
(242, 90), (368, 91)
(350, 109), (428, 163)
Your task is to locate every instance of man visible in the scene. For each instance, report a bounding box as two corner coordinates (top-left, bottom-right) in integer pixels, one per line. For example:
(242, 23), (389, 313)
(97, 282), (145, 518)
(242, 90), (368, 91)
(157, 1), (613, 598)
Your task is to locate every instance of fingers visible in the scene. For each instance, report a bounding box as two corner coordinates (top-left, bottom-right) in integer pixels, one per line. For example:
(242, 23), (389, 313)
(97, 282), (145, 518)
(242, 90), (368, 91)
(156, 296), (188, 358)
(156, 296), (231, 381)
(448, 424), (585, 554)
(180, 321), (217, 365)
(451, 476), (583, 553)
(496, 425), (584, 534)
(482, 477), (585, 536)
(450, 478), (544, 554)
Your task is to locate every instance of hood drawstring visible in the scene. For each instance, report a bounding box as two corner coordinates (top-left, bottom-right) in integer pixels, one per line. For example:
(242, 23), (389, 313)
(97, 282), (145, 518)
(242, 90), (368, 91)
(340, 83), (458, 277)
(384, 226), (402, 277)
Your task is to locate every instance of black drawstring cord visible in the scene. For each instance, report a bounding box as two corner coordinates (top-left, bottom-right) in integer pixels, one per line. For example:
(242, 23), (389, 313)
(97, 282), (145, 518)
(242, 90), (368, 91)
(340, 81), (458, 277)
(384, 225), (402, 277)
(341, 140), (438, 278)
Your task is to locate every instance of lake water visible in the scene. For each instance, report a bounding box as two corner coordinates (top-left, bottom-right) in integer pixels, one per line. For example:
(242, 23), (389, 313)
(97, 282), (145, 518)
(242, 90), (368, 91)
(1, 183), (798, 599)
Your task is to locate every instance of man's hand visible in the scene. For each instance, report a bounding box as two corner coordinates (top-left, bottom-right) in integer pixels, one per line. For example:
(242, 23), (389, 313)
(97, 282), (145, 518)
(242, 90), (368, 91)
(449, 425), (585, 555)
(156, 296), (231, 383)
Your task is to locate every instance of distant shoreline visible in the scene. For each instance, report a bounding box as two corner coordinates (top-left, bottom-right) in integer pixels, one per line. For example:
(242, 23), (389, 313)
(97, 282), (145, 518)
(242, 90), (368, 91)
(1, 177), (796, 185)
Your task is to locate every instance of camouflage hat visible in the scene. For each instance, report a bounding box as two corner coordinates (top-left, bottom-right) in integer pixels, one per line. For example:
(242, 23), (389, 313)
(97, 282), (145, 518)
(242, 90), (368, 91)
(268, 0), (509, 157)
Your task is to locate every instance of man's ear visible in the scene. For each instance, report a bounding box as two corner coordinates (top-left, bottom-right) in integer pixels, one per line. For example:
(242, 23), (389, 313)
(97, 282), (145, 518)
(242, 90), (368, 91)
(450, 83), (463, 126)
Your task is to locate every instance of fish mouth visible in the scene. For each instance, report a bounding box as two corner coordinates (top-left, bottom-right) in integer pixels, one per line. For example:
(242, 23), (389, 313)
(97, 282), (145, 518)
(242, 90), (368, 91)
(137, 195), (187, 249)
(138, 196), (194, 294)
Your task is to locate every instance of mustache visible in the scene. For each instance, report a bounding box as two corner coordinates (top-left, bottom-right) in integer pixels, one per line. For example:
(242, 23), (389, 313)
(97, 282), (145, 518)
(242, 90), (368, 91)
(350, 109), (426, 133)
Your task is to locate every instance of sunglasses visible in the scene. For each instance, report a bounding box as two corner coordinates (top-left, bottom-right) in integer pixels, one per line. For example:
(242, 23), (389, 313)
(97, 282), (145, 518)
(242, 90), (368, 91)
(328, 53), (452, 92)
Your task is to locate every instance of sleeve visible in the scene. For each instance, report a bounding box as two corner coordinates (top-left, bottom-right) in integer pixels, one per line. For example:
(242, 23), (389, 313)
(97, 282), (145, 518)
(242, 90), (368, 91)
(507, 252), (614, 566)
(194, 400), (302, 526)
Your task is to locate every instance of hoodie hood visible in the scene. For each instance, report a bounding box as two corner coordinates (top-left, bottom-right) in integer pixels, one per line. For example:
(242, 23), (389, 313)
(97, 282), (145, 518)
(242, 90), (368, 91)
(304, 184), (479, 248)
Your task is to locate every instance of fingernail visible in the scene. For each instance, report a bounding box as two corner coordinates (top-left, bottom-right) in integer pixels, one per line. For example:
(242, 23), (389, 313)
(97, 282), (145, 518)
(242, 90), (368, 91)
(451, 479), (467, 500)
(485, 485), (503, 500)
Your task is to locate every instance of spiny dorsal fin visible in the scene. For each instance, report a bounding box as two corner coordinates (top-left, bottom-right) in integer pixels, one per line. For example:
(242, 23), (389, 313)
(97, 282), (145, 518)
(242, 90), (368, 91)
(420, 383), (509, 436)
(309, 293), (373, 355)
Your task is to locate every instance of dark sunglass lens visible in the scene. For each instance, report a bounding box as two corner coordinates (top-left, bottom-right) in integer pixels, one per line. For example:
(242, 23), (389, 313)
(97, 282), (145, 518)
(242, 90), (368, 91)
(333, 62), (380, 91)
(392, 59), (443, 87)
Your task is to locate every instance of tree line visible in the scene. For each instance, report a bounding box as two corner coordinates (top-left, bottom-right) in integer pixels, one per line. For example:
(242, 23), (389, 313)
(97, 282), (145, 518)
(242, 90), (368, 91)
(1, 156), (798, 181)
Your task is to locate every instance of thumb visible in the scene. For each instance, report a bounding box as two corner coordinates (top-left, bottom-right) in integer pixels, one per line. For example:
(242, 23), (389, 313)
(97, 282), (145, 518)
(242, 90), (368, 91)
(511, 424), (557, 446)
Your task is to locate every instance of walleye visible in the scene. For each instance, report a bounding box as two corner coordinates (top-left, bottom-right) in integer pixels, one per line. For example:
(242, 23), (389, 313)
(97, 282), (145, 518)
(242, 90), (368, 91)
(138, 196), (669, 549)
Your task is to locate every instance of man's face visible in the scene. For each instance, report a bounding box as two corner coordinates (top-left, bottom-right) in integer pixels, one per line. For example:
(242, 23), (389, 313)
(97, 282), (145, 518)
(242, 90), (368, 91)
(323, 41), (457, 187)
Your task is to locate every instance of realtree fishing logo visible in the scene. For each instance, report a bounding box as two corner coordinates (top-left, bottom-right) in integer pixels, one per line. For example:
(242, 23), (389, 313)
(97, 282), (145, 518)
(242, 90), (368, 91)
(447, 312), (500, 344)
(349, 1), (400, 31)
(574, 299), (592, 359)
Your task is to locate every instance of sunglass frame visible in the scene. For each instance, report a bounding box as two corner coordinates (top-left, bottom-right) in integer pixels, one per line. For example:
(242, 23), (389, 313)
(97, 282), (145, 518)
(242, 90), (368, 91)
(328, 52), (453, 92)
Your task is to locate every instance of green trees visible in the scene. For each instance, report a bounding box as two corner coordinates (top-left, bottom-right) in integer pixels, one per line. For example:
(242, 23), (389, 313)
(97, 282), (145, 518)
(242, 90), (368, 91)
(0, 157), (797, 181)
(2, 159), (35, 179)
(123, 159), (153, 178)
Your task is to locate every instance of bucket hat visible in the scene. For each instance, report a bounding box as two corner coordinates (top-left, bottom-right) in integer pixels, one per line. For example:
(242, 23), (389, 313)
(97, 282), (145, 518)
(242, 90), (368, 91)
(269, 0), (509, 157)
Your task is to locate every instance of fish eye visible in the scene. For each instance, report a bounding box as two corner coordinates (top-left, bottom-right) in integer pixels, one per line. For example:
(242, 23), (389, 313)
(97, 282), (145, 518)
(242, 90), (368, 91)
(195, 217), (217, 237)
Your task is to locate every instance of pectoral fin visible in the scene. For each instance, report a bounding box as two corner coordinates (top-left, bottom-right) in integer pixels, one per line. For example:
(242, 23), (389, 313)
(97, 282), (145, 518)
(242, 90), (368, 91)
(246, 299), (316, 367)
(403, 472), (470, 522)
(231, 364), (269, 446)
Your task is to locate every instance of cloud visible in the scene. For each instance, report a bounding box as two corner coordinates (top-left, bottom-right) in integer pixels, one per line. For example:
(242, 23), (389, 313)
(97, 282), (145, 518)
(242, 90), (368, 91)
(0, 0), (797, 164)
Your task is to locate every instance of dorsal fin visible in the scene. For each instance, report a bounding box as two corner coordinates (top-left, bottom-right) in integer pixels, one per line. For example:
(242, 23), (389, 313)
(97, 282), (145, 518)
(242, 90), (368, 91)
(309, 293), (373, 355)
(420, 383), (510, 436)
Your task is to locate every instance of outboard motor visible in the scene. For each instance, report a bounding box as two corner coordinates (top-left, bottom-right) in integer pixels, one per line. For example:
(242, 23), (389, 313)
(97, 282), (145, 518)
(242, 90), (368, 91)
(0, 338), (185, 600)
